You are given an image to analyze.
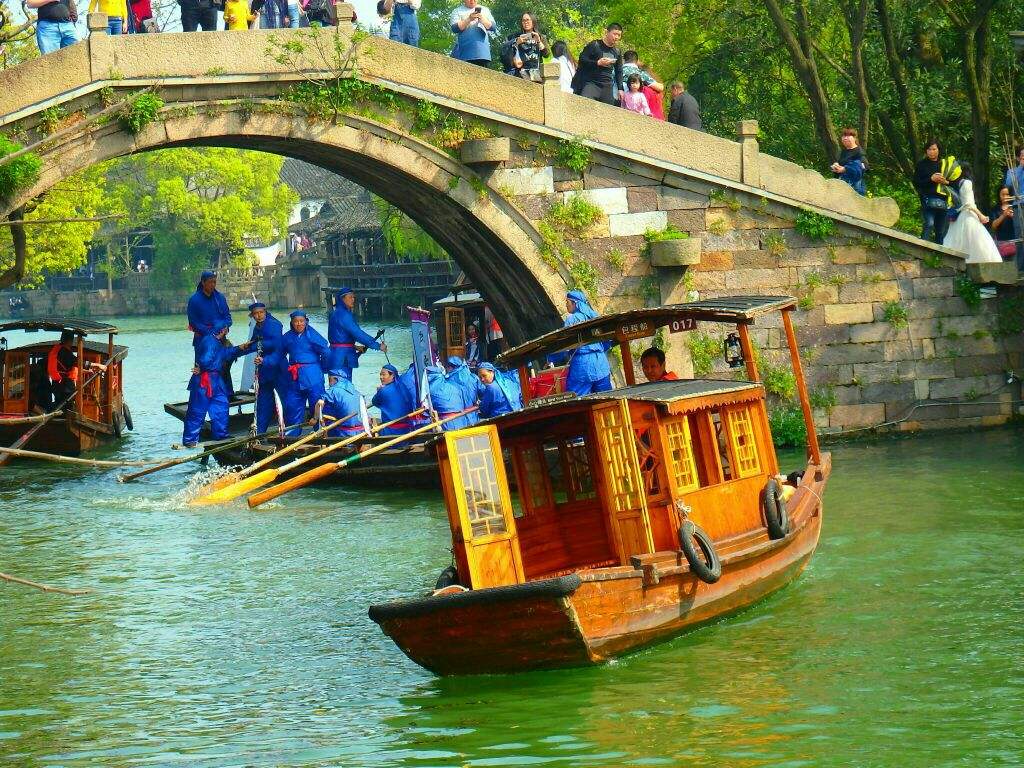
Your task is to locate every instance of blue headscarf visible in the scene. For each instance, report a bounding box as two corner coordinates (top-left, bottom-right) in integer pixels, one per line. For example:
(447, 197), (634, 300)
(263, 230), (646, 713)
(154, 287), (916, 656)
(567, 290), (598, 320)
(382, 364), (399, 377)
(327, 368), (349, 378)
(478, 362), (521, 411)
(447, 355), (466, 369)
(290, 309), (307, 319)
(196, 270), (216, 291)
(334, 287), (354, 306)
(248, 301), (266, 312)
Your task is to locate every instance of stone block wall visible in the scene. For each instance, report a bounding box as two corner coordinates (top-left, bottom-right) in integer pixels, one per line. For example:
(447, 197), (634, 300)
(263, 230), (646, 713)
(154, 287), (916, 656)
(482, 143), (1024, 438)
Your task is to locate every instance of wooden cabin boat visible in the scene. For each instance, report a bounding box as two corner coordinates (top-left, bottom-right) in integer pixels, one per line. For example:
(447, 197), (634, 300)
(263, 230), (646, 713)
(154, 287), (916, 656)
(369, 296), (830, 675)
(0, 318), (129, 457)
(163, 392), (258, 439)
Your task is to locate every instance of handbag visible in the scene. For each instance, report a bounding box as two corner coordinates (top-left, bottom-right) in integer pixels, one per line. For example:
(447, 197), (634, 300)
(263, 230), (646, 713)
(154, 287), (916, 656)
(923, 197), (947, 211)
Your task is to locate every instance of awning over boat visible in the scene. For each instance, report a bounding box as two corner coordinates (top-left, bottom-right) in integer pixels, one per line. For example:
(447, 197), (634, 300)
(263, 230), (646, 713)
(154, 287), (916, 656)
(0, 317), (120, 336)
(581, 378), (763, 403)
(495, 296), (795, 369)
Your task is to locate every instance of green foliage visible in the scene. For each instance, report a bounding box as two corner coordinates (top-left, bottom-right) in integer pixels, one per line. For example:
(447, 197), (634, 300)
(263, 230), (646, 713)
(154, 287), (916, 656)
(921, 251), (944, 270)
(868, 178), (921, 237)
(768, 404), (807, 448)
(605, 248), (625, 271)
(797, 294), (815, 311)
(545, 195), (602, 237)
(554, 138), (592, 174)
(37, 105), (66, 136)
(0, 135), (41, 198)
(955, 275), (982, 309)
(372, 196), (449, 262)
(882, 300), (909, 329)
(413, 100), (442, 130)
(994, 295), (1024, 337)
(538, 195), (603, 295)
(119, 92), (164, 134)
(763, 231), (787, 256)
(568, 259), (599, 299)
(803, 271), (824, 289)
(794, 210), (837, 241)
(643, 224), (689, 243)
(687, 332), (720, 377)
(809, 385), (837, 411)
(760, 355), (797, 400)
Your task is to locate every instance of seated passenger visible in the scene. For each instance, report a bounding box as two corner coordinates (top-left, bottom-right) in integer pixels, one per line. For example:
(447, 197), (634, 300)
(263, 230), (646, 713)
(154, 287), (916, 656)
(445, 355), (480, 426)
(476, 362), (522, 419)
(371, 364), (416, 435)
(427, 364), (476, 430)
(640, 347), (679, 383)
(40, 331), (108, 412)
(317, 369), (365, 438)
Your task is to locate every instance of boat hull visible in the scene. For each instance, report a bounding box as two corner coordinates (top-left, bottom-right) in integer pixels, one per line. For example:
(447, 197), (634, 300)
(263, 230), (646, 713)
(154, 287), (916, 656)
(370, 455), (828, 675)
(0, 414), (117, 457)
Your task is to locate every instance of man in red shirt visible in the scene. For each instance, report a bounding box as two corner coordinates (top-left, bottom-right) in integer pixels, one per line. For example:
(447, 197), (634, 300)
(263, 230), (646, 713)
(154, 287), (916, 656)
(640, 347), (679, 383)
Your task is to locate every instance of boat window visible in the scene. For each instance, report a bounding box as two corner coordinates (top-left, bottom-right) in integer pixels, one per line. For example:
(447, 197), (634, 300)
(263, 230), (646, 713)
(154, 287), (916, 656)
(4, 358), (26, 401)
(517, 444), (551, 512)
(664, 416), (700, 493)
(634, 424), (664, 498)
(595, 405), (643, 514)
(726, 406), (761, 478)
(710, 410), (734, 482)
(542, 437), (595, 506)
(453, 433), (509, 538)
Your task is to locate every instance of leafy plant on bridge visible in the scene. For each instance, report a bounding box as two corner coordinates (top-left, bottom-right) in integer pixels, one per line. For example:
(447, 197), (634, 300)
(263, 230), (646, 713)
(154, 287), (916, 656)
(554, 139), (592, 175)
(794, 210), (837, 241)
(118, 92), (164, 134)
(0, 135), (40, 198)
(955, 275), (982, 309)
(538, 195), (602, 298)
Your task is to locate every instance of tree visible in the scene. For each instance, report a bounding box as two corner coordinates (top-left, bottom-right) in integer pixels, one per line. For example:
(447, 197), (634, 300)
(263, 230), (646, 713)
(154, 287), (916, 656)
(372, 196), (449, 261)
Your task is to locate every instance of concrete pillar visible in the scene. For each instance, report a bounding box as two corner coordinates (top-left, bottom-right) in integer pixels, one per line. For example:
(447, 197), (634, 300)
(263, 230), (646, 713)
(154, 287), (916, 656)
(541, 60), (562, 128)
(87, 13), (110, 81)
(335, 3), (355, 33)
(737, 119), (760, 188)
(87, 12), (108, 33)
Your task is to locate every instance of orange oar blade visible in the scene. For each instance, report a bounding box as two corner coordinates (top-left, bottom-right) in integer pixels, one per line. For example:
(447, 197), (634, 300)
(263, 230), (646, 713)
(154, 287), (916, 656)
(247, 462), (339, 508)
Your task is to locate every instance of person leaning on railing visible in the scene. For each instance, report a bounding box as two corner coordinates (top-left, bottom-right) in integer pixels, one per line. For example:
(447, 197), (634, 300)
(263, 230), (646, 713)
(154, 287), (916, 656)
(26, 0), (78, 54)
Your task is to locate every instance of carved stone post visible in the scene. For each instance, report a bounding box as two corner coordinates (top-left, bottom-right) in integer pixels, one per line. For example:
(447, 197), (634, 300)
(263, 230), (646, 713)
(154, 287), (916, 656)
(541, 60), (562, 129)
(87, 12), (109, 33)
(335, 3), (355, 33)
(737, 119), (760, 188)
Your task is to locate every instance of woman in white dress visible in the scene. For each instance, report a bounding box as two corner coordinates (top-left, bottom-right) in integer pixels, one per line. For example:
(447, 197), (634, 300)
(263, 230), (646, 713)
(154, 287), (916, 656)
(551, 40), (577, 94)
(943, 165), (1001, 263)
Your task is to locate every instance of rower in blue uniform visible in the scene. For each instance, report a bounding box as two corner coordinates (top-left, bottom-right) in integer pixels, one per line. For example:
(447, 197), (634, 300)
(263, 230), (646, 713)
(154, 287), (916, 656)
(475, 362), (522, 419)
(426, 364), (475, 430)
(562, 289), (612, 396)
(281, 310), (329, 436)
(327, 287), (387, 379)
(240, 302), (286, 434)
(186, 270), (232, 346)
(181, 332), (246, 447)
(316, 369), (365, 438)
(371, 364), (416, 435)
(445, 355), (480, 426)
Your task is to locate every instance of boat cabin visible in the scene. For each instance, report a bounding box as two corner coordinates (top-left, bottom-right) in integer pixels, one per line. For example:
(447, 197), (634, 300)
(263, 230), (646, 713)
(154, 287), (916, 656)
(0, 318), (128, 452)
(435, 296), (821, 591)
(432, 281), (506, 367)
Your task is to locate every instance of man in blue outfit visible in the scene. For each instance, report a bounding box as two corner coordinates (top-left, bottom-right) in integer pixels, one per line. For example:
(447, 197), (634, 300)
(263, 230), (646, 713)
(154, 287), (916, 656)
(186, 270), (232, 346)
(316, 369), (365, 438)
(475, 362), (521, 419)
(239, 302), (287, 434)
(371, 364), (417, 435)
(281, 310), (329, 436)
(327, 287), (387, 380)
(561, 290), (612, 396)
(445, 355), (480, 426)
(182, 332), (247, 447)
(426, 365), (475, 430)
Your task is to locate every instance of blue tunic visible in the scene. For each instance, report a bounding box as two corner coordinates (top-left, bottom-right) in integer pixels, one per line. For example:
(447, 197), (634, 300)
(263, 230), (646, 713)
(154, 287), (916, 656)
(371, 380), (416, 435)
(186, 288), (232, 344)
(327, 300), (380, 376)
(563, 308), (612, 396)
(446, 358), (480, 426)
(321, 377), (364, 438)
(476, 379), (515, 419)
(281, 325), (329, 435)
(427, 367), (474, 430)
(182, 335), (244, 444)
(240, 312), (287, 434)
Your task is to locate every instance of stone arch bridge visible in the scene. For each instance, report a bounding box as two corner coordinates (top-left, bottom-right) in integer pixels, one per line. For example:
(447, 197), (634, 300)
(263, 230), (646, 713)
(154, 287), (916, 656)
(1, 11), (1020, 435)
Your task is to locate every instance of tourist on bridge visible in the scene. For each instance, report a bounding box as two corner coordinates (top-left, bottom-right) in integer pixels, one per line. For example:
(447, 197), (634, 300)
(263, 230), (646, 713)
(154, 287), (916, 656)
(371, 364), (417, 435)
(281, 310), (329, 435)
(640, 347), (678, 383)
(240, 302), (287, 434)
(942, 164), (1001, 265)
(224, 0), (256, 29)
(621, 75), (652, 116)
(913, 140), (953, 245)
(187, 271), (232, 346)
(128, 0), (156, 32)
(426, 365), (475, 429)
(667, 82), (701, 131)
(573, 23), (623, 105)
(178, 0), (218, 31)
(316, 369), (365, 438)
(555, 290), (613, 396)
(181, 332), (247, 448)
(377, 0), (420, 46)
(621, 50), (663, 101)
(990, 187), (1018, 260)
(88, 0), (127, 34)
(501, 12), (548, 81)
(1003, 146), (1024, 269)
(475, 363), (521, 419)
(551, 41), (576, 94)
(27, 0), (78, 54)
(445, 356), (480, 426)
(450, 0), (495, 68)
(327, 287), (387, 380)
(830, 128), (866, 196)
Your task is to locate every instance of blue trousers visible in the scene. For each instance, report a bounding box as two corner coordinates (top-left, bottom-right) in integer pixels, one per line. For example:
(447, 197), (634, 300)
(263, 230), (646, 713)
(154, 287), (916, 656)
(182, 386), (230, 445)
(283, 381), (325, 436)
(36, 20), (77, 54)
(920, 201), (949, 244)
(389, 4), (420, 46)
(565, 370), (612, 396)
(254, 378), (286, 434)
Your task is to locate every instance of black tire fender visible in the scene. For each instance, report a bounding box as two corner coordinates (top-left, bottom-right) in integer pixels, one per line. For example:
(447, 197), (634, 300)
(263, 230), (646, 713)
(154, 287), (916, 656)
(434, 565), (460, 590)
(112, 410), (124, 438)
(762, 477), (790, 540)
(122, 402), (134, 432)
(678, 520), (722, 584)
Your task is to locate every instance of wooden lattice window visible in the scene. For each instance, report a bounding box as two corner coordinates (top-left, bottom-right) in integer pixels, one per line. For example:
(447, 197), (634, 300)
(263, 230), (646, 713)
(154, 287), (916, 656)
(664, 417), (700, 493)
(518, 444), (551, 512)
(4, 358), (25, 401)
(564, 437), (596, 501)
(454, 433), (509, 538)
(726, 406), (761, 478)
(444, 306), (465, 358)
(633, 424), (664, 497)
(710, 410), (733, 481)
(596, 406), (642, 514)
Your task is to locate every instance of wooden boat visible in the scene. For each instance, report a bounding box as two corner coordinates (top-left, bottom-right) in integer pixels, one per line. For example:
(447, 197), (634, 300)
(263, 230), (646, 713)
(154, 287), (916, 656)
(163, 392), (258, 438)
(369, 296), (830, 675)
(0, 318), (129, 456)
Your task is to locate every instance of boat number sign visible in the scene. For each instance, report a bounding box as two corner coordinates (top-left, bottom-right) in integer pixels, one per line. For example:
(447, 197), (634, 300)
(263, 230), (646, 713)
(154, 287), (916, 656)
(669, 317), (698, 334)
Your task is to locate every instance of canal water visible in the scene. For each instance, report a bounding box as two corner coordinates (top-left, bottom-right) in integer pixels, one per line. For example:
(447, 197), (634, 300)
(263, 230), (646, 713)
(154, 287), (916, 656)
(1, 314), (1022, 767)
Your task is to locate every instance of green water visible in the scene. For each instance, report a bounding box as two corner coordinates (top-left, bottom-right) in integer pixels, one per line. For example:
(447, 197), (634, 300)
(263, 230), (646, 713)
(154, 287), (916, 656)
(2, 314), (1023, 767)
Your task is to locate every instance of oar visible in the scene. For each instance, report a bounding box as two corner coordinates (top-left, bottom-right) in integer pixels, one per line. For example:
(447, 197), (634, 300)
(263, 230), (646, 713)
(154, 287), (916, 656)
(196, 406), (428, 505)
(189, 411), (352, 503)
(248, 407), (477, 508)
(0, 353), (123, 468)
(116, 420), (305, 483)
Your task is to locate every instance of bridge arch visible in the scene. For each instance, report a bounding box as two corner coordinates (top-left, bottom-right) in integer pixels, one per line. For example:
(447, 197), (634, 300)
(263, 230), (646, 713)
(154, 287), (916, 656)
(6, 102), (565, 343)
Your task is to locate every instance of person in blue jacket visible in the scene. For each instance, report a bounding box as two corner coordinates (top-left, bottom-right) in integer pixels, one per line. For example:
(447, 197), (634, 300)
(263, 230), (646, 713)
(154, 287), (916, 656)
(327, 287), (387, 380)
(281, 310), (329, 436)
(371, 364), (416, 435)
(426, 364), (475, 430)
(182, 332), (247, 447)
(445, 355), (480, 426)
(186, 270), (232, 346)
(238, 302), (287, 434)
(316, 369), (365, 438)
(562, 289), (612, 396)
(475, 362), (521, 419)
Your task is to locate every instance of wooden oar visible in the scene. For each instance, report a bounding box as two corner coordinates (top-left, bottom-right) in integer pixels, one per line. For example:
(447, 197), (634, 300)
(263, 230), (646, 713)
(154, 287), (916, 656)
(248, 407), (477, 508)
(196, 406), (428, 505)
(0, 353), (123, 468)
(116, 420), (305, 483)
(189, 412), (352, 503)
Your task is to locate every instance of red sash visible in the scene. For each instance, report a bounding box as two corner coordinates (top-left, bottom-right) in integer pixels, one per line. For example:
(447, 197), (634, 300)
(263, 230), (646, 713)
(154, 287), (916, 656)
(287, 363), (307, 381)
(330, 343), (355, 348)
(199, 371), (214, 397)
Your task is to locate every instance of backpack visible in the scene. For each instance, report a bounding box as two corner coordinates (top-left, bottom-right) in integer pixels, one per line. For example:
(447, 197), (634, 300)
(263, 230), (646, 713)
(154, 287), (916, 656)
(305, 0), (328, 18)
(499, 37), (519, 72)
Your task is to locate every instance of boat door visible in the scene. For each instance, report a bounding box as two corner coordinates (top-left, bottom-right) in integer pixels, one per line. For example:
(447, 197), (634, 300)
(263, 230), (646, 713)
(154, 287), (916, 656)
(443, 306), (466, 362)
(443, 425), (525, 589)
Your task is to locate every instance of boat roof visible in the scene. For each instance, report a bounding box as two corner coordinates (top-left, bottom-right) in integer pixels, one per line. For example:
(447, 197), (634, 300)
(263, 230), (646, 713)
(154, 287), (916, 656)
(0, 317), (119, 335)
(433, 290), (484, 307)
(496, 296), (795, 369)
